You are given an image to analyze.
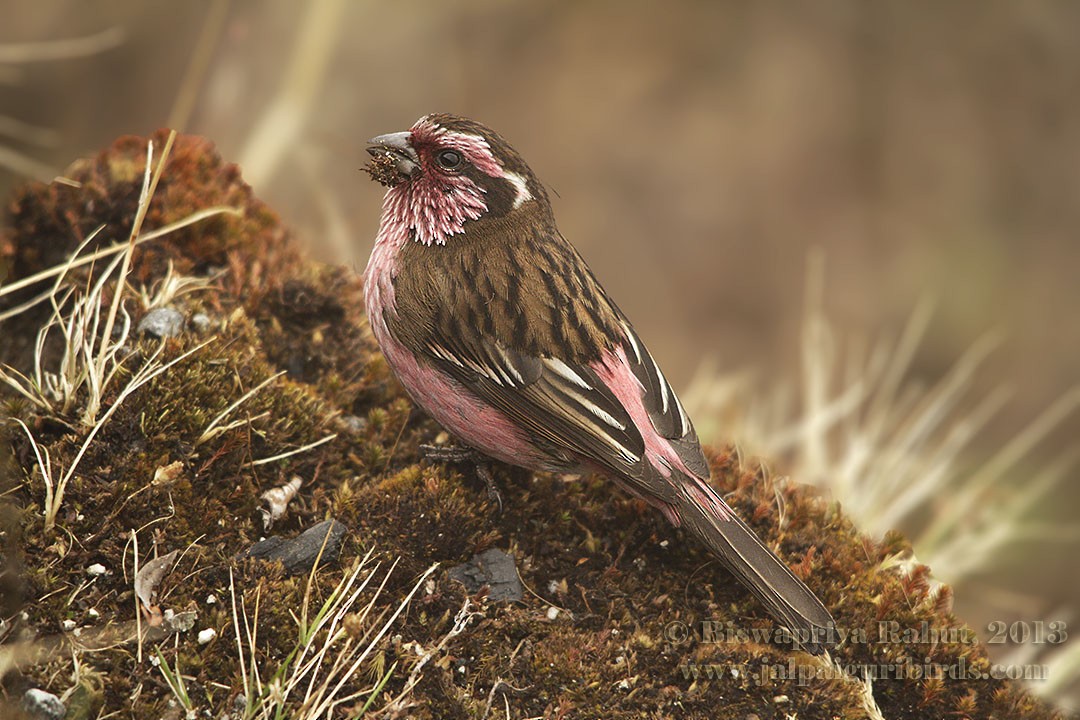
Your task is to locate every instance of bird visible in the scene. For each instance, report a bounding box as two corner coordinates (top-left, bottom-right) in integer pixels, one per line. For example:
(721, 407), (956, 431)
(362, 113), (836, 654)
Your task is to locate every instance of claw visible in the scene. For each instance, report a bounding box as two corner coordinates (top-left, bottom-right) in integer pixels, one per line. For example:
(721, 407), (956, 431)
(420, 444), (504, 514)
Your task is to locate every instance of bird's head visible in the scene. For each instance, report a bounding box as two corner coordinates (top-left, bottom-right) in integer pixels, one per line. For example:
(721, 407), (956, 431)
(366, 114), (547, 246)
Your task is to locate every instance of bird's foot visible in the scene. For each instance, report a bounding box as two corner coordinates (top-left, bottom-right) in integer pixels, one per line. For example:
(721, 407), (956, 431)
(420, 444), (503, 513)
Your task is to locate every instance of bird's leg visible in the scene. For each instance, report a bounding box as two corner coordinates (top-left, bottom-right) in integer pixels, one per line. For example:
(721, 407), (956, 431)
(420, 444), (503, 512)
(473, 464), (502, 513)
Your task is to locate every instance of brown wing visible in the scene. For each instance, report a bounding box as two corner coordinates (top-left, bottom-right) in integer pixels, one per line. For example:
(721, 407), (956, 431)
(386, 216), (704, 493)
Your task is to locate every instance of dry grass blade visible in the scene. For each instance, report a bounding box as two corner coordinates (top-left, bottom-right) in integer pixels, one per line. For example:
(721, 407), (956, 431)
(246, 433), (338, 467)
(12, 419), (58, 530)
(302, 562), (439, 718)
(229, 549), (440, 720)
(196, 370), (286, 446)
(0, 207), (242, 308)
(137, 260), (218, 311)
(94, 133), (172, 408)
(378, 597), (480, 714)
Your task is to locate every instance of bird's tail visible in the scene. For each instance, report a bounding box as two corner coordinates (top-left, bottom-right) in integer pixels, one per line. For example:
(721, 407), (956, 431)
(674, 482), (836, 655)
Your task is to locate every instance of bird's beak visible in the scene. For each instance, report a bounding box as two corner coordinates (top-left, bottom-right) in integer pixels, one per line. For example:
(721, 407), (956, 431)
(366, 131), (419, 177)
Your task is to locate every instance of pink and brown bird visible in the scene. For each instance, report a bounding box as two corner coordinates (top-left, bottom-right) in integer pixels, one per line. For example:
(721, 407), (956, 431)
(363, 113), (835, 654)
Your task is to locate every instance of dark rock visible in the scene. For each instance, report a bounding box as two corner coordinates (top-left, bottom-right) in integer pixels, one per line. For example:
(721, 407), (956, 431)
(242, 519), (348, 575)
(448, 548), (523, 602)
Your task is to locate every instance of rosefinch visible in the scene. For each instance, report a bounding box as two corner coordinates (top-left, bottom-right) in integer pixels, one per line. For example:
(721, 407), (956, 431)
(363, 114), (835, 653)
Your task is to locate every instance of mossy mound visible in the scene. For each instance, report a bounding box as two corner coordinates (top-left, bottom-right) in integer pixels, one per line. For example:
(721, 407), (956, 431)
(0, 132), (1064, 719)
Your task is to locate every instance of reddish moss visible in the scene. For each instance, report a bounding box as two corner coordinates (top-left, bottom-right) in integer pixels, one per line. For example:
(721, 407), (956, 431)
(1, 130), (297, 291)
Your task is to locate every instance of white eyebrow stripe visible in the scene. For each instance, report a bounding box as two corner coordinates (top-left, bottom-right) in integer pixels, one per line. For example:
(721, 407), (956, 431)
(502, 170), (532, 209)
(544, 358), (592, 390)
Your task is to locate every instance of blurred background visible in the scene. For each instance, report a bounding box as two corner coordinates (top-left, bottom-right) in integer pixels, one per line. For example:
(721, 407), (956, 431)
(2, 0), (1078, 709)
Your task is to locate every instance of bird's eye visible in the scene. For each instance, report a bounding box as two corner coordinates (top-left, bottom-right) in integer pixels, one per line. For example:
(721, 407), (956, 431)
(436, 149), (462, 170)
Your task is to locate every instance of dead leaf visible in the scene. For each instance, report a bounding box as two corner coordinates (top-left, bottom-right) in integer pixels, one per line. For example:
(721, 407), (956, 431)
(134, 550), (179, 611)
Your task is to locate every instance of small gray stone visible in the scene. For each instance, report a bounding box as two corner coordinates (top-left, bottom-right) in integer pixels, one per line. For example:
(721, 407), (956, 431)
(243, 519), (348, 575)
(339, 415), (368, 434)
(137, 307), (185, 339)
(190, 313), (212, 334)
(448, 548), (523, 602)
(22, 688), (65, 720)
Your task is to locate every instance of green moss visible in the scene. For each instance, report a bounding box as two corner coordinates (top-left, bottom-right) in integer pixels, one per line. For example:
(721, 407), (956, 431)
(0, 132), (1066, 719)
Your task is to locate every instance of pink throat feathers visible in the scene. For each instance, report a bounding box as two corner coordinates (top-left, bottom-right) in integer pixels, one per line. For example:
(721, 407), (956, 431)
(376, 116), (509, 248)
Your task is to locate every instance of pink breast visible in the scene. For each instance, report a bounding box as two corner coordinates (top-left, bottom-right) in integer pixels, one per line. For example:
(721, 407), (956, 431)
(379, 326), (549, 469)
(364, 242), (547, 470)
